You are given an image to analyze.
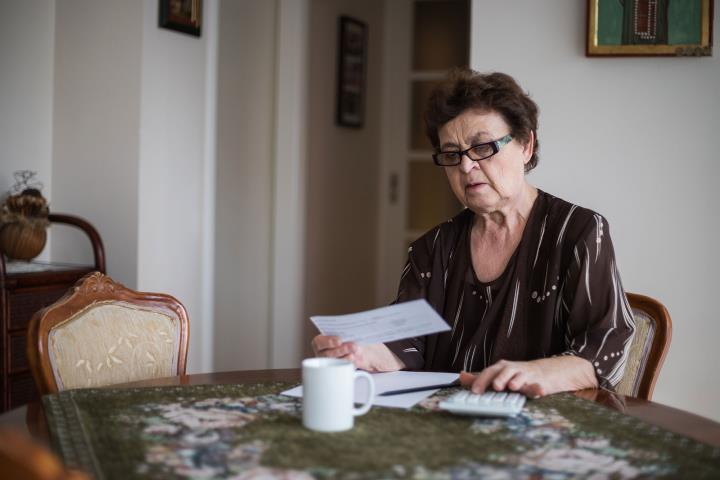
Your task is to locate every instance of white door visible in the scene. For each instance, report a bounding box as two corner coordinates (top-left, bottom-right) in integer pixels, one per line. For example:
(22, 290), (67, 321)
(376, 0), (470, 304)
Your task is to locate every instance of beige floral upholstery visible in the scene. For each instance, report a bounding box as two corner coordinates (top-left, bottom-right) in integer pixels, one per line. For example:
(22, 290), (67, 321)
(615, 309), (655, 397)
(49, 301), (181, 390)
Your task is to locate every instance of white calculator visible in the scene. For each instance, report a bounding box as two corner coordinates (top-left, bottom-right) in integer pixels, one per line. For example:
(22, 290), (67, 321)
(438, 390), (526, 417)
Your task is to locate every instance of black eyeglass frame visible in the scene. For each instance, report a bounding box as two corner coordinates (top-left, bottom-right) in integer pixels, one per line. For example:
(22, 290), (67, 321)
(432, 134), (514, 166)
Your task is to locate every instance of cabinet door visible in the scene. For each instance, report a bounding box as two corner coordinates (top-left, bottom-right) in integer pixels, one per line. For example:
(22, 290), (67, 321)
(9, 286), (70, 331)
(8, 374), (38, 410)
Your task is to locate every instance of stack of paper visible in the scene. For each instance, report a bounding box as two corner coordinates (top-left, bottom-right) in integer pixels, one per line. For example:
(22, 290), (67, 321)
(281, 371), (459, 409)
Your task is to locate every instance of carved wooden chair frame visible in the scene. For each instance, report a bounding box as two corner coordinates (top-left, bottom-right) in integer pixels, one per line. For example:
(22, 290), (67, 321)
(626, 292), (672, 400)
(27, 272), (189, 395)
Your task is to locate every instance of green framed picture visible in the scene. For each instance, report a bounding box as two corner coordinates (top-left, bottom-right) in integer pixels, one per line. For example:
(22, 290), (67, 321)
(587, 0), (713, 56)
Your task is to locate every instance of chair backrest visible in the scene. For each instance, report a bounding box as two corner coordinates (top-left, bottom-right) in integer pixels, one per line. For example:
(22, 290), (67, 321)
(27, 272), (189, 394)
(615, 292), (672, 400)
(0, 428), (89, 480)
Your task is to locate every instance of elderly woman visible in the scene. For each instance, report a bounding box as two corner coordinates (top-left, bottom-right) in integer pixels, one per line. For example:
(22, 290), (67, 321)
(312, 69), (635, 397)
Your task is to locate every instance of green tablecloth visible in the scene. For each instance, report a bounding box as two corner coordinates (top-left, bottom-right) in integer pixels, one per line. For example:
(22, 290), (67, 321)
(43, 382), (720, 479)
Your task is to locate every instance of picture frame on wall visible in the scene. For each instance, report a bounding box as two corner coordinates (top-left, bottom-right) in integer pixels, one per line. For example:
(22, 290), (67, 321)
(336, 16), (368, 128)
(159, 0), (202, 37)
(587, 0), (713, 56)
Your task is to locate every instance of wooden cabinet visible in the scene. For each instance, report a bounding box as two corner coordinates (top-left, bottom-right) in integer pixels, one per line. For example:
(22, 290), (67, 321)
(0, 214), (104, 412)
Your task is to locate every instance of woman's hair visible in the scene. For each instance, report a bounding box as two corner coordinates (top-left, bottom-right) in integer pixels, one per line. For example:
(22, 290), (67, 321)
(425, 69), (540, 172)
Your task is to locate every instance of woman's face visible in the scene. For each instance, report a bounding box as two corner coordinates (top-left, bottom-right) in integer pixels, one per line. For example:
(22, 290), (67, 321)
(438, 109), (533, 214)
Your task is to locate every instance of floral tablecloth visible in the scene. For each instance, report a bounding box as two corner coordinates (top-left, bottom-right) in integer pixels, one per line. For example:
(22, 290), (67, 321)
(43, 382), (720, 479)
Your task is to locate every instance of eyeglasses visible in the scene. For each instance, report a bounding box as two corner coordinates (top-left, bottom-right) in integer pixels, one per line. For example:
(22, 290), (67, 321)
(432, 134), (513, 167)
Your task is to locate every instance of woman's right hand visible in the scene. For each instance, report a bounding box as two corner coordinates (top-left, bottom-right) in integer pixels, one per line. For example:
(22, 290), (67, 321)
(311, 335), (355, 359)
(311, 335), (405, 372)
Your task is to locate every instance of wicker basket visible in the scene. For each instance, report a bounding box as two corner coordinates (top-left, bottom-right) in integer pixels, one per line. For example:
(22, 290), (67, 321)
(0, 222), (47, 260)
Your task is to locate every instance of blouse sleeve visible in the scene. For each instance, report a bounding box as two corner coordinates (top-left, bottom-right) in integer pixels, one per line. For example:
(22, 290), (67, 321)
(559, 214), (636, 390)
(384, 248), (428, 370)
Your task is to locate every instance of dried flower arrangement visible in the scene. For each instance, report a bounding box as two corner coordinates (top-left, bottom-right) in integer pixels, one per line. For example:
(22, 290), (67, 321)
(0, 171), (50, 260)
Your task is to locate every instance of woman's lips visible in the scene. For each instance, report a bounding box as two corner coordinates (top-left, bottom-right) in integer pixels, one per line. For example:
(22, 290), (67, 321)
(466, 182), (487, 191)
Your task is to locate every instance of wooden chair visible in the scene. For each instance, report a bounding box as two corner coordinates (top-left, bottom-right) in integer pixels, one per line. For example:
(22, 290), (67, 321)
(0, 428), (89, 480)
(615, 292), (672, 400)
(27, 272), (189, 394)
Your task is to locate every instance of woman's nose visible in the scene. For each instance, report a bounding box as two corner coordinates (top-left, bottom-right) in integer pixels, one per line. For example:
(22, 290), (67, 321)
(459, 154), (477, 174)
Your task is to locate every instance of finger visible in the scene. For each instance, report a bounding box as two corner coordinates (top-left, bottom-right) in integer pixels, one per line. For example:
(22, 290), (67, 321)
(470, 364), (503, 394)
(459, 371), (477, 387)
(339, 352), (356, 364)
(522, 382), (546, 399)
(506, 372), (527, 392)
(312, 335), (342, 353)
(345, 342), (360, 354)
(340, 351), (366, 370)
(317, 343), (354, 358)
(491, 365), (518, 392)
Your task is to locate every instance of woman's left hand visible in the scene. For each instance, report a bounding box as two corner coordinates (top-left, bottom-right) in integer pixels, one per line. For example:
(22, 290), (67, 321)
(459, 356), (598, 398)
(460, 360), (547, 398)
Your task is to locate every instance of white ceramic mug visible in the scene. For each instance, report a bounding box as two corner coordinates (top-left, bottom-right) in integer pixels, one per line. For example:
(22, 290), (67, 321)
(301, 357), (375, 432)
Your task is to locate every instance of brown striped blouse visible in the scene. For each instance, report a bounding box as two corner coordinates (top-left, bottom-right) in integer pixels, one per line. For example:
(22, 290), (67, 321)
(386, 190), (635, 390)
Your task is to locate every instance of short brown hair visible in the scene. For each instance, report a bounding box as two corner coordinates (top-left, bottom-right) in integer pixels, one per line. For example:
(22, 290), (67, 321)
(425, 69), (540, 172)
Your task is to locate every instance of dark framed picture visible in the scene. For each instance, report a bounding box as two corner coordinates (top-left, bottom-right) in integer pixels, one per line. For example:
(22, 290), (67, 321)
(159, 0), (202, 37)
(336, 16), (368, 128)
(587, 0), (713, 56)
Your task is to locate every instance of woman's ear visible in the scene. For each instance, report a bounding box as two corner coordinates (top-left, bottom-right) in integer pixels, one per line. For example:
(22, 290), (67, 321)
(522, 131), (535, 165)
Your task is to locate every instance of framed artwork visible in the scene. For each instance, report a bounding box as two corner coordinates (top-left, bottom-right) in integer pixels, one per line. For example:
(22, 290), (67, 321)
(336, 16), (368, 128)
(587, 0), (713, 56)
(159, 0), (202, 37)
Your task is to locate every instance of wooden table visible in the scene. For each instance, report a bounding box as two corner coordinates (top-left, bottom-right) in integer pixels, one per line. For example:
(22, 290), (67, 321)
(1, 369), (719, 449)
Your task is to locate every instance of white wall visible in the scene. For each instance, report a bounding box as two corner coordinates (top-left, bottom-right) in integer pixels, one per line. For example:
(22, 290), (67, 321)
(0, 0), (55, 261)
(48, 0), (217, 374)
(137, 0), (217, 374)
(212, 0), (311, 371)
(51, 0), (142, 285)
(213, 0), (277, 371)
(271, 0), (310, 368)
(471, 0), (720, 421)
(304, 0), (385, 351)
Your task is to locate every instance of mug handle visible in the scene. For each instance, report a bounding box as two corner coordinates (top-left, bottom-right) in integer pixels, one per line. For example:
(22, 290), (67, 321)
(352, 370), (375, 417)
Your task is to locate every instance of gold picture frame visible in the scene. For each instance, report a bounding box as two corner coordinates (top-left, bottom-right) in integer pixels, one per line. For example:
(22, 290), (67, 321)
(587, 0), (713, 56)
(159, 0), (202, 37)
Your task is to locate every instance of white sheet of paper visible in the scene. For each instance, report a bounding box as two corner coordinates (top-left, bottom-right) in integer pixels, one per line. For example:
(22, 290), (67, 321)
(310, 299), (450, 345)
(280, 371), (459, 409)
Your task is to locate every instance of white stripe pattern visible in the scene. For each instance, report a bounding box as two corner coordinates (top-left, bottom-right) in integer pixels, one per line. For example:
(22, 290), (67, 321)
(463, 345), (473, 371)
(452, 325), (464, 365)
(480, 298), (491, 366)
(507, 278), (520, 338)
(432, 227), (441, 251)
(468, 344), (478, 371)
(593, 214), (603, 263)
(574, 246), (582, 268)
(556, 205), (578, 247)
(554, 280), (566, 328)
(584, 243), (592, 306)
(399, 261), (410, 282)
(601, 261), (636, 387)
(450, 290), (465, 339)
(483, 330), (489, 367)
(533, 214), (548, 269)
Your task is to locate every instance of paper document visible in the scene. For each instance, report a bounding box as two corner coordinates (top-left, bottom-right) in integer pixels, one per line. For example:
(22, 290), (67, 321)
(310, 299), (450, 345)
(280, 371), (459, 409)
